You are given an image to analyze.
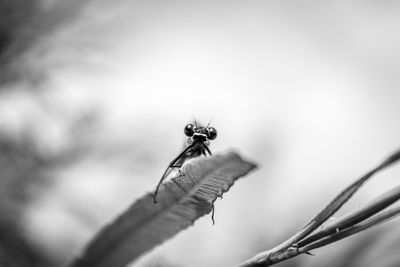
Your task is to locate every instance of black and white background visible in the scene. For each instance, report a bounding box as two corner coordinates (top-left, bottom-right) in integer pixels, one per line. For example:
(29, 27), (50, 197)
(1, 1), (400, 267)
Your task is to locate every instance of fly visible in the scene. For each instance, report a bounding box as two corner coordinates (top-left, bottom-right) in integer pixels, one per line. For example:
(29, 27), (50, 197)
(153, 121), (217, 203)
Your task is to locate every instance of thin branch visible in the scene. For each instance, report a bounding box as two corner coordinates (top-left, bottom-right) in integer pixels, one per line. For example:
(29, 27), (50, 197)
(298, 184), (400, 247)
(300, 206), (400, 253)
(251, 206), (400, 267)
(238, 149), (400, 267)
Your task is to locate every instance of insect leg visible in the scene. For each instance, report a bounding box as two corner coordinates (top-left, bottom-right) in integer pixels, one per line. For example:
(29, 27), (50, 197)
(203, 144), (212, 156)
(211, 203), (216, 225)
(153, 144), (193, 203)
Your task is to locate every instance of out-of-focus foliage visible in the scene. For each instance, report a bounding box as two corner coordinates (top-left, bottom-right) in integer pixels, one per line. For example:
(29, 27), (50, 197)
(0, 112), (99, 267)
(0, 1), (96, 266)
(0, 133), (59, 266)
(0, 0), (39, 57)
(0, 0), (91, 84)
(0, 221), (49, 267)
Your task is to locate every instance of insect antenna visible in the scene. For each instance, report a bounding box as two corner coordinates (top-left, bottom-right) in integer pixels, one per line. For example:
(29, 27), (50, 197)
(206, 119), (212, 128)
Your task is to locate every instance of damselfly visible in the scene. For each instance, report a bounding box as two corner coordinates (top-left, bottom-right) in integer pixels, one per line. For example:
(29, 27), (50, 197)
(153, 121), (217, 203)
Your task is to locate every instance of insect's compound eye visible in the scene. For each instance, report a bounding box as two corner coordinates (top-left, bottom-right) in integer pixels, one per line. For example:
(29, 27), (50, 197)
(207, 127), (217, 140)
(184, 123), (195, 137)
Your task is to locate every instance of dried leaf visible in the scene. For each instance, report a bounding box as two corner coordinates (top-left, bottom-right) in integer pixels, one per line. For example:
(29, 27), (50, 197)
(70, 152), (257, 267)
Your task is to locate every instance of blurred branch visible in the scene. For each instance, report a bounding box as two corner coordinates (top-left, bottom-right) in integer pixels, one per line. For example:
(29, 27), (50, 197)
(239, 148), (400, 267)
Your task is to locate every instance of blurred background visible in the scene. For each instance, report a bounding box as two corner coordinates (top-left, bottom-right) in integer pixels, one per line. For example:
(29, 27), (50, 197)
(1, 1), (400, 266)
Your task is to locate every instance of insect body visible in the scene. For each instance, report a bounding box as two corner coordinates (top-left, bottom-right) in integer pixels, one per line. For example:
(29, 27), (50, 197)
(153, 122), (217, 203)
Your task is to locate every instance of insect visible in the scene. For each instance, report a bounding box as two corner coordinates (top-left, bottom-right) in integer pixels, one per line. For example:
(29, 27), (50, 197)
(153, 121), (217, 203)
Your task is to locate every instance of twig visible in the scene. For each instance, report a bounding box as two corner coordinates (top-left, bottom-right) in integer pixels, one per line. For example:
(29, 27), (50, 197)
(238, 149), (400, 267)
